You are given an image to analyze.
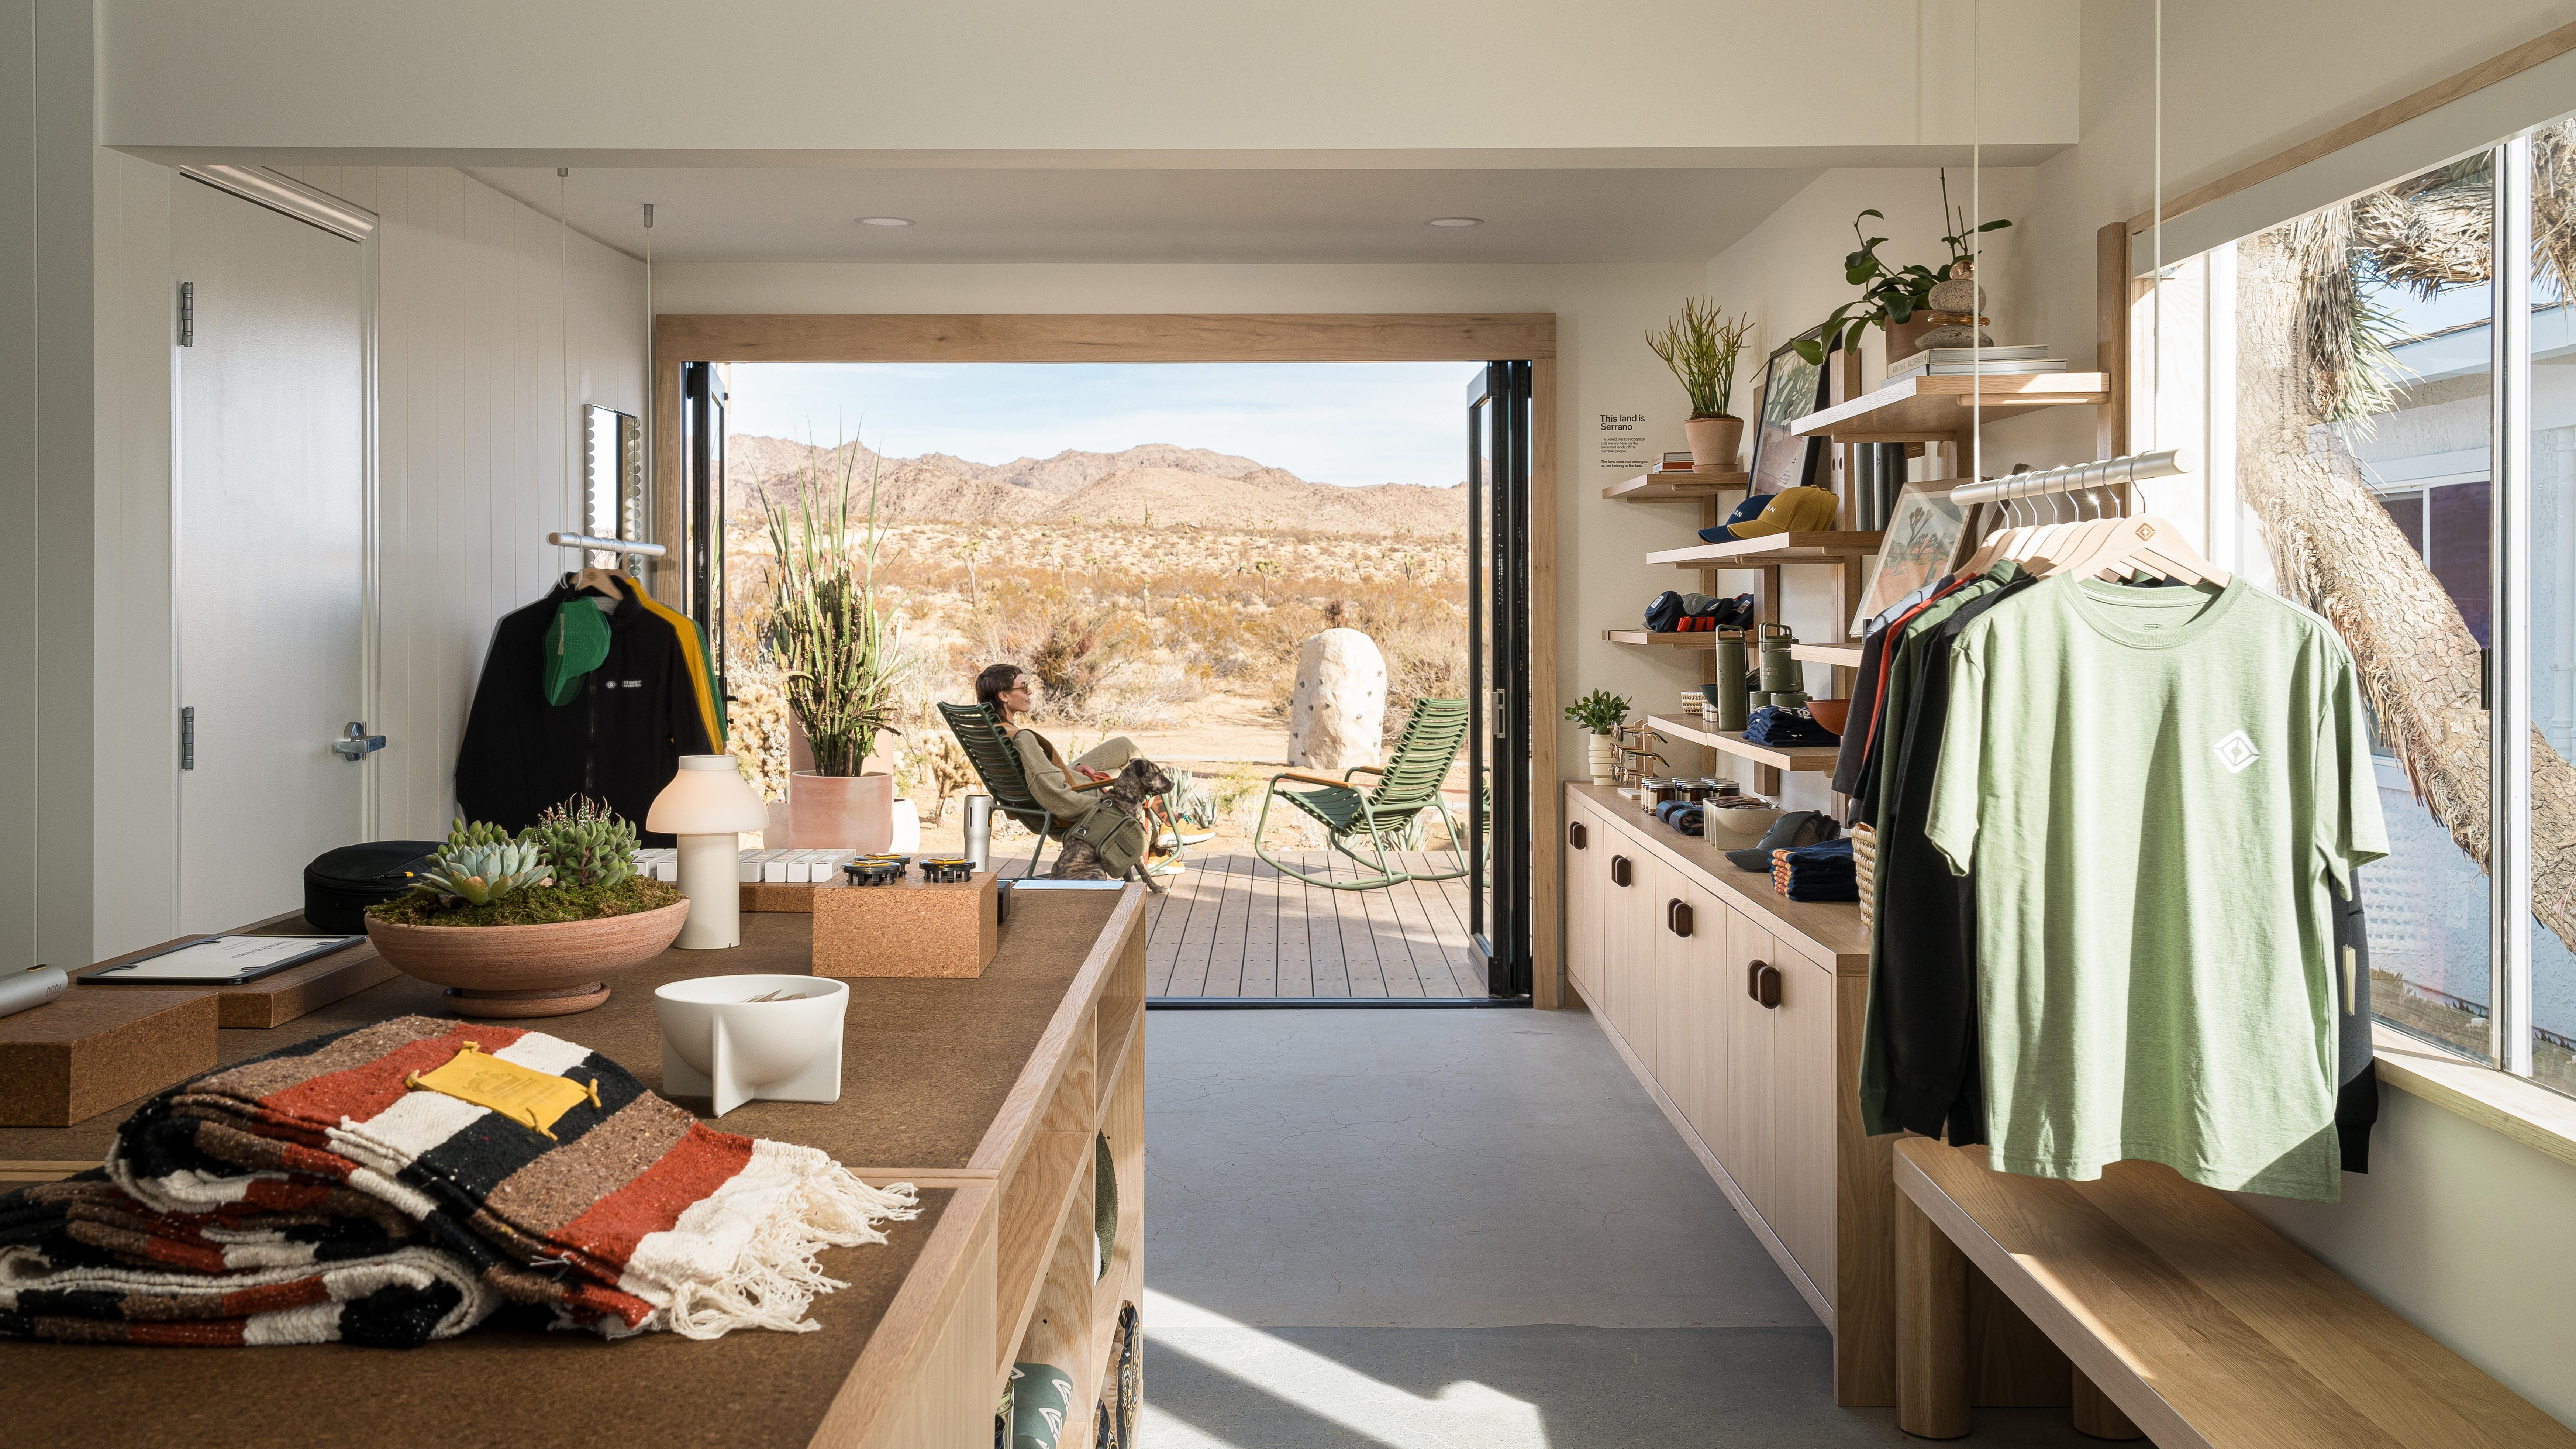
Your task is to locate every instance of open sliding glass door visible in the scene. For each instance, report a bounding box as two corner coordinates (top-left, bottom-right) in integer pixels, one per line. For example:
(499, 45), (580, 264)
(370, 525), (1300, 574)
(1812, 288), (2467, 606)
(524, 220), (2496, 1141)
(679, 361), (728, 700)
(1468, 361), (1534, 999)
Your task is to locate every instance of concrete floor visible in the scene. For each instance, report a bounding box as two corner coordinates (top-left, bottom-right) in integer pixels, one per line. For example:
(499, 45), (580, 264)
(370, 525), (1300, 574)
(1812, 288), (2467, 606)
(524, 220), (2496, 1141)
(1141, 1006), (2105, 1448)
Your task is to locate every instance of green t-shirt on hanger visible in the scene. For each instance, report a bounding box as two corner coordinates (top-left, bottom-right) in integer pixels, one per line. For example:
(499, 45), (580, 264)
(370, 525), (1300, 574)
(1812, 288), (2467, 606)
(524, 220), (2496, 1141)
(1925, 573), (2388, 1202)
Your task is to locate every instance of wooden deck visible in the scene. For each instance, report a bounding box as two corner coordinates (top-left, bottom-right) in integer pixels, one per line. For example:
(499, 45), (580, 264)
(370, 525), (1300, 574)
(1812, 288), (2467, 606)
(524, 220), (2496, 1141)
(1144, 851), (1485, 998)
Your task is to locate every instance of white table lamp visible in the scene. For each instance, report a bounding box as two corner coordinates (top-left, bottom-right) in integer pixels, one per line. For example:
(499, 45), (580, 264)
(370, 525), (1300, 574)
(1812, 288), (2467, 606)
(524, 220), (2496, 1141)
(647, 754), (768, 949)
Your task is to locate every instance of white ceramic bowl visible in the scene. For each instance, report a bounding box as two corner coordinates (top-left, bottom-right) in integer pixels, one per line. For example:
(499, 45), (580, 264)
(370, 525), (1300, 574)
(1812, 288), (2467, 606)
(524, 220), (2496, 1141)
(653, 974), (847, 1116)
(1703, 801), (1784, 839)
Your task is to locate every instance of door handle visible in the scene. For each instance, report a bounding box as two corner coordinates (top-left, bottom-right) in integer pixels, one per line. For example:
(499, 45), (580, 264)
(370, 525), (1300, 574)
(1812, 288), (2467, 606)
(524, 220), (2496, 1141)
(1569, 820), (1587, 850)
(332, 720), (386, 761)
(1668, 899), (1693, 938)
(1610, 855), (1632, 888)
(1749, 960), (1781, 1009)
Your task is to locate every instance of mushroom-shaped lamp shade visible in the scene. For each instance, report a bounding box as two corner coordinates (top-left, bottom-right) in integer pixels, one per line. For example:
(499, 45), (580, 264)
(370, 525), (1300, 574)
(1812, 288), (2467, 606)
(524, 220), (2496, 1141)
(649, 756), (766, 950)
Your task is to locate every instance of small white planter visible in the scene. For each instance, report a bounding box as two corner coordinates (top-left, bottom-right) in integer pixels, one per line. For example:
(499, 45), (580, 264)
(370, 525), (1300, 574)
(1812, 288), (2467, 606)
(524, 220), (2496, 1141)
(654, 974), (846, 1116)
(1587, 732), (1617, 785)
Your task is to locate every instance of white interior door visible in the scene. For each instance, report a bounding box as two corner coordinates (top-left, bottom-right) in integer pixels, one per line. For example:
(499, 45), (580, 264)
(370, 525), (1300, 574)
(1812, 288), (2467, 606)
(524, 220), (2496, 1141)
(175, 179), (367, 931)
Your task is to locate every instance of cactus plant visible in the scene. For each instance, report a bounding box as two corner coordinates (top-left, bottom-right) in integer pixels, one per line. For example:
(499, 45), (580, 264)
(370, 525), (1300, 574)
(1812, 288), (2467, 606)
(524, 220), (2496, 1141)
(415, 834), (549, 908)
(524, 795), (639, 891)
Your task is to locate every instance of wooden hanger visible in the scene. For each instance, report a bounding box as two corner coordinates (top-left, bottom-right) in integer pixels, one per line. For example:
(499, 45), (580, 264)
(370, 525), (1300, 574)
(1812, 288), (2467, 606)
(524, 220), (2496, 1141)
(2057, 514), (2230, 587)
(573, 563), (626, 600)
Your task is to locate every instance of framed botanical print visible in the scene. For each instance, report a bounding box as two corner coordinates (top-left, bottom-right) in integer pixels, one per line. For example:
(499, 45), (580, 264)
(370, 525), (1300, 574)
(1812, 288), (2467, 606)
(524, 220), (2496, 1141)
(1745, 327), (1835, 499)
(1850, 479), (1975, 633)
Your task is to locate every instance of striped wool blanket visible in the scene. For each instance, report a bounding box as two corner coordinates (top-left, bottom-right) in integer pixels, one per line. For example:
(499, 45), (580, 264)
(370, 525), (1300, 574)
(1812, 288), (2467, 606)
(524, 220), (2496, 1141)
(1, 1173), (499, 1345)
(1, 1014), (914, 1346)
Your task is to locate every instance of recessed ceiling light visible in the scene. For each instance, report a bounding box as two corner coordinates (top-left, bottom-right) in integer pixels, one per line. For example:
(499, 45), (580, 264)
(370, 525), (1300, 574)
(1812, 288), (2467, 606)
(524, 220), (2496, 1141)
(857, 216), (914, 227)
(1426, 216), (1484, 228)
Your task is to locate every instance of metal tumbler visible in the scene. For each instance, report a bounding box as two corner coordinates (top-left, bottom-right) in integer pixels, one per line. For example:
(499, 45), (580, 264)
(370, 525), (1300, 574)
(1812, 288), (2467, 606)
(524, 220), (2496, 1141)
(963, 794), (994, 873)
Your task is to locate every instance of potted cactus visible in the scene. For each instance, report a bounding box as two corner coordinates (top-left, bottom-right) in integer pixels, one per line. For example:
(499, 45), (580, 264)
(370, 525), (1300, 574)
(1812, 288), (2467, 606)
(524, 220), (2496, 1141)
(363, 801), (689, 1018)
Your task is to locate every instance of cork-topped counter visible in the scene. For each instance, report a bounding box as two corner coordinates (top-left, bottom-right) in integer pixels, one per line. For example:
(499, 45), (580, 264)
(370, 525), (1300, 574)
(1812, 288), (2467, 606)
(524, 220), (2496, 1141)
(0, 884), (1151, 1449)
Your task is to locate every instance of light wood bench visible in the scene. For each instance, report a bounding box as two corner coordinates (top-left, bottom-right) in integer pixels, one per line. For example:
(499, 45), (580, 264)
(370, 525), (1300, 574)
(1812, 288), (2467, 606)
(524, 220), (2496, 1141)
(1892, 1138), (2576, 1448)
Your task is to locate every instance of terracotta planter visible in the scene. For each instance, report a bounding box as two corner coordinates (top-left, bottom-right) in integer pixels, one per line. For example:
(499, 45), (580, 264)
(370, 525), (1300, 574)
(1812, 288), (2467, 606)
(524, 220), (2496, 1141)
(365, 898), (689, 1017)
(788, 770), (896, 852)
(1883, 317), (1937, 371)
(1683, 416), (1743, 473)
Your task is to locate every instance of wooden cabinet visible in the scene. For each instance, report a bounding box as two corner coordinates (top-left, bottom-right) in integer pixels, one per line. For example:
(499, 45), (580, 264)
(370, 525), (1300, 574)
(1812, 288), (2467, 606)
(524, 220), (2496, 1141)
(1564, 798), (1605, 1006)
(1562, 782), (1893, 1408)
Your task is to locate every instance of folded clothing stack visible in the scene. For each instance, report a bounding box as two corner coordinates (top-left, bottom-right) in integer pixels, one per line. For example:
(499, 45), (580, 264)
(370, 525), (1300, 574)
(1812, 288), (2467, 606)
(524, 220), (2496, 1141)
(1652, 800), (1705, 836)
(1771, 837), (1858, 902)
(1744, 705), (1840, 747)
(0, 1016), (917, 1348)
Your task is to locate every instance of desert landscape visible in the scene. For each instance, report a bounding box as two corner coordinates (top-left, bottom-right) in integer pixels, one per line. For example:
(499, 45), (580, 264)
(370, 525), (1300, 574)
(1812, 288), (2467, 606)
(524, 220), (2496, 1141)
(720, 436), (1471, 851)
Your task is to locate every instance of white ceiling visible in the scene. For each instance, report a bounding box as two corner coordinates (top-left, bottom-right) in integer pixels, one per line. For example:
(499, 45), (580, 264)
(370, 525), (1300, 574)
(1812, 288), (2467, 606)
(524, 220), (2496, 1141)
(463, 165), (1830, 265)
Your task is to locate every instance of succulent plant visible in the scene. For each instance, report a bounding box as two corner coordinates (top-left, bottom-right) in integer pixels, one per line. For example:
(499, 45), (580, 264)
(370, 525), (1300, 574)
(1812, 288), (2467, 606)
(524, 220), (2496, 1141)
(524, 795), (639, 891)
(444, 818), (516, 852)
(416, 834), (549, 908)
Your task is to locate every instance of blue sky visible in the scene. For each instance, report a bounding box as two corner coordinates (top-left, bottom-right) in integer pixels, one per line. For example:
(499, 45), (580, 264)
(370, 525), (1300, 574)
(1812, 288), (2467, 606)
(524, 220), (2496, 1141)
(727, 361), (1481, 488)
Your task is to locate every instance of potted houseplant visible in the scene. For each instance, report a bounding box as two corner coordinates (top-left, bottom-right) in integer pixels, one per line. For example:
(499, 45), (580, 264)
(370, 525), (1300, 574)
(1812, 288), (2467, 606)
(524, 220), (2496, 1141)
(764, 436), (909, 851)
(364, 801), (687, 1016)
(1796, 171), (2011, 368)
(1564, 689), (1632, 785)
(1648, 300), (1754, 472)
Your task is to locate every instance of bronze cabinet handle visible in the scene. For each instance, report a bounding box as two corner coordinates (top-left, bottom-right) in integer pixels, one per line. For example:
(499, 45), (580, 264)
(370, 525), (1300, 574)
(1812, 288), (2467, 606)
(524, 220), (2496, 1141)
(1611, 855), (1632, 888)
(1752, 962), (1782, 1009)
(1670, 900), (1694, 938)
(1569, 821), (1588, 849)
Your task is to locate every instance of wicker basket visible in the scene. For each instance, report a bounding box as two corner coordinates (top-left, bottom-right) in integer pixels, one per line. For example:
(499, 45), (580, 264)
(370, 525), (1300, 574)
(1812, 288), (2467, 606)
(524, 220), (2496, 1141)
(1851, 822), (1878, 932)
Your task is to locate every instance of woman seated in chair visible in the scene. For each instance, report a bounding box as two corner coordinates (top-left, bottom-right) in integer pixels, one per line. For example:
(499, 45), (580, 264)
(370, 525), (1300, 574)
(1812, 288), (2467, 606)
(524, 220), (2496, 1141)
(976, 662), (1141, 822)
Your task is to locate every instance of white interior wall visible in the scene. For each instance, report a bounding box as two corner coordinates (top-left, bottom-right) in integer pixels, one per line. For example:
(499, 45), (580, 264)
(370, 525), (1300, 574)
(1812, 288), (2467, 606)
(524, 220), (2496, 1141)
(272, 166), (648, 864)
(1690, 4), (2576, 1426)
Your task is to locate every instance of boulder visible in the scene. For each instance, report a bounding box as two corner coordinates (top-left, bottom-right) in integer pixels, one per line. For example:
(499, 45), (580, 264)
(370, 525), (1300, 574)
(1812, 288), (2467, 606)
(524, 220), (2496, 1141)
(1288, 629), (1388, 772)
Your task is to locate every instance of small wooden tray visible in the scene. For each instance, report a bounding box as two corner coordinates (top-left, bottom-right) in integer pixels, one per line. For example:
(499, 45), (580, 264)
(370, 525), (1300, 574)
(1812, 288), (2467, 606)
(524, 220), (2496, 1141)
(75, 912), (399, 1029)
(0, 988), (218, 1127)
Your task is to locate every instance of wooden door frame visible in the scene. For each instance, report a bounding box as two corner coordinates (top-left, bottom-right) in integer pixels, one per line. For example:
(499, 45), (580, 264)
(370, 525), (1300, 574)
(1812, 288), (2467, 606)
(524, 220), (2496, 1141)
(651, 312), (1565, 1007)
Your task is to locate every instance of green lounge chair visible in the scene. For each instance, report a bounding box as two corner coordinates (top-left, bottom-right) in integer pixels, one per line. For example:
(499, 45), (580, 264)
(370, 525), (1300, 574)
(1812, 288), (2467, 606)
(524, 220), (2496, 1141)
(1251, 696), (1472, 891)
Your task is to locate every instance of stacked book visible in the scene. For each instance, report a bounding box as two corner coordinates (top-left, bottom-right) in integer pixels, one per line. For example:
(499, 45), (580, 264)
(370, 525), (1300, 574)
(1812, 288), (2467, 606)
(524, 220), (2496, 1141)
(1653, 450), (1702, 474)
(1886, 344), (2066, 380)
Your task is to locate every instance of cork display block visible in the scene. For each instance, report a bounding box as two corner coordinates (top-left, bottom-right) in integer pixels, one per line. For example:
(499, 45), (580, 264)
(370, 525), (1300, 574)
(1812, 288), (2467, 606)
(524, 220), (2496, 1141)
(75, 927), (398, 1029)
(0, 988), (220, 1126)
(742, 881), (822, 913)
(811, 871), (1001, 977)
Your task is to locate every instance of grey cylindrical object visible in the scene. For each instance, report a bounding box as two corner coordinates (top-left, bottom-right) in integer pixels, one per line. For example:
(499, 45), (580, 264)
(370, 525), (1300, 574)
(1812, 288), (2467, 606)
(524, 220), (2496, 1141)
(963, 794), (994, 873)
(0, 966), (68, 1019)
(1711, 632), (1751, 732)
(1759, 641), (1800, 692)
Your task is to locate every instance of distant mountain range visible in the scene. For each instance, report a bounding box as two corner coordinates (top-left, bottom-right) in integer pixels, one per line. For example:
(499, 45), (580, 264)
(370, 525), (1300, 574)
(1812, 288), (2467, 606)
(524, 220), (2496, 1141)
(725, 436), (1466, 536)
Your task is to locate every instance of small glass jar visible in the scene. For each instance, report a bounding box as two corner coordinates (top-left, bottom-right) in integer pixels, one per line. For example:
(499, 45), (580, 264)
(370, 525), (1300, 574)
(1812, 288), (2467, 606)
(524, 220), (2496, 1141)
(1642, 777), (1687, 808)
(1699, 777), (1741, 800)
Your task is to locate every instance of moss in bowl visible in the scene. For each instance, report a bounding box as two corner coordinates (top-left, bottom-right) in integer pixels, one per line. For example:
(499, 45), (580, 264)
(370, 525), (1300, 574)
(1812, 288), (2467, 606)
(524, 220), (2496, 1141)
(362, 803), (690, 1017)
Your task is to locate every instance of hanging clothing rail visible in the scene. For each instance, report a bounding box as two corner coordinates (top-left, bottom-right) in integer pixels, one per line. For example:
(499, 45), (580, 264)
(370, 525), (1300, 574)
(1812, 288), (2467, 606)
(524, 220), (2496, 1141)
(1946, 448), (2197, 507)
(546, 531), (667, 558)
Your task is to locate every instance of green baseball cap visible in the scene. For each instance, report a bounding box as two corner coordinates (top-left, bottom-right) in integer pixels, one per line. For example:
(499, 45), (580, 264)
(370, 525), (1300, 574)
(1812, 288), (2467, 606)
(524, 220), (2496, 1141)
(542, 600), (611, 705)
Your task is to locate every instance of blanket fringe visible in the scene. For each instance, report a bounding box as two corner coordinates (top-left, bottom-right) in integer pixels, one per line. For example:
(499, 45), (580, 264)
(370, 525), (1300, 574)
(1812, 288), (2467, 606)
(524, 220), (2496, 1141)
(660, 1146), (918, 1340)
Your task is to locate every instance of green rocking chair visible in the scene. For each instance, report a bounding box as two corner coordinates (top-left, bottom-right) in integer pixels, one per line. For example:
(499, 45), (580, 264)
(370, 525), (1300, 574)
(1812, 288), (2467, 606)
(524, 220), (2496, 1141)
(1251, 696), (1472, 891)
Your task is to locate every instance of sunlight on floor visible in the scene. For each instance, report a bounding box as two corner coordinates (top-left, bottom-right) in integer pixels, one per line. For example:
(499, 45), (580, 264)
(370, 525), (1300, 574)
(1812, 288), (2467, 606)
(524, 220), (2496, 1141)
(1139, 1288), (1549, 1449)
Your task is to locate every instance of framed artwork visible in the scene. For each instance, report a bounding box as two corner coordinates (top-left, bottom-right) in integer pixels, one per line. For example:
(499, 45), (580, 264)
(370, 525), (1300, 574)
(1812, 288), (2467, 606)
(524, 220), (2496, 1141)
(1850, 480), (1975, 633)
(1745, 327), (1835, 499)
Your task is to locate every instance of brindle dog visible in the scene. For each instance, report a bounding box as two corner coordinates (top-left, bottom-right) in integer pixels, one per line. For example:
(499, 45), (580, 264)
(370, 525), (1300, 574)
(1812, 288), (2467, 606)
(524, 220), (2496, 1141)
(1050, 756), (1176, 885)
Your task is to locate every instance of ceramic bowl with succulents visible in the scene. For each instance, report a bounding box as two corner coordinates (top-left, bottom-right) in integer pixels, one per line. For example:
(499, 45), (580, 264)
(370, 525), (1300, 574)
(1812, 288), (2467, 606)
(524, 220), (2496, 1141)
(363, 798), (688, 1017)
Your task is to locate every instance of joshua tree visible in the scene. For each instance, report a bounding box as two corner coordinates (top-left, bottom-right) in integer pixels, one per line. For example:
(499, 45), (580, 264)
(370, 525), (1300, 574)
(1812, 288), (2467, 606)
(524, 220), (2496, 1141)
(2233, 124), (2576, 956)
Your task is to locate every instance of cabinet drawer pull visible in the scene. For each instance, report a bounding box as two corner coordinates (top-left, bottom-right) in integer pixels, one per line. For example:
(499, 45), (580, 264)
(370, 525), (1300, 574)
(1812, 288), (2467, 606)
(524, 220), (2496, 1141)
(1610, 854), (1632, 888)
(1669, 899), (1694, 938)
(1569, 820), (1588, 849)
(1751, 961), (1782, 1010)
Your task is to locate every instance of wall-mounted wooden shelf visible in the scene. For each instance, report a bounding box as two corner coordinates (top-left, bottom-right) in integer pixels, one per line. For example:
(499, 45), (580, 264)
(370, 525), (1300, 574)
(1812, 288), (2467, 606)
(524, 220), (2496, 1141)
(1790, 642), (1865, 668)
(1646, 531), (1883, 568)
(1790, 373), (2110, 441)
(1606, 630), (1717, 647)
(1647, 714), (1841, 772)
(1603, 470), (1749, 499)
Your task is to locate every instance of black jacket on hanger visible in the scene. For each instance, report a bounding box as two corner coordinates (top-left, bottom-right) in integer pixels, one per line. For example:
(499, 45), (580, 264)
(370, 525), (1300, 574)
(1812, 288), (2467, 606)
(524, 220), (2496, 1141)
(455, 581), (714, 845)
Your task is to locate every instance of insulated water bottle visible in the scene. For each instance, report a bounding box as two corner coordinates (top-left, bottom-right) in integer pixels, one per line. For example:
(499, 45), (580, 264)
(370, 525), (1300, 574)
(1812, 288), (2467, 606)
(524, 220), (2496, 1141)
(1710, 629), (1751, 732)
(963, 794), (994, 873)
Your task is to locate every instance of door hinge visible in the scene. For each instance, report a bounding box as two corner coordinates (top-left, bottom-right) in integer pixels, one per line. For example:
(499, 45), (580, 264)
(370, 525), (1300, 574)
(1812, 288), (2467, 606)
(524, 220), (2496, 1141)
(177, 282), (194, 347)
(180, 705), (195, 770)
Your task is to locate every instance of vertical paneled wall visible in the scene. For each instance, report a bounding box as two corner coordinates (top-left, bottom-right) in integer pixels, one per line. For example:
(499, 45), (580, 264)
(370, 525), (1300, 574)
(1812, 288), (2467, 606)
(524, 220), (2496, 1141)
(275, 167), (646, 847)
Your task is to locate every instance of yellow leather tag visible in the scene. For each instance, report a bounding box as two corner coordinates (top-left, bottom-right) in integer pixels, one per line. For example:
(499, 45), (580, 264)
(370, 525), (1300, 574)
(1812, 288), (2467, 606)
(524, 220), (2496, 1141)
(404, 1042), (599, 1139)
